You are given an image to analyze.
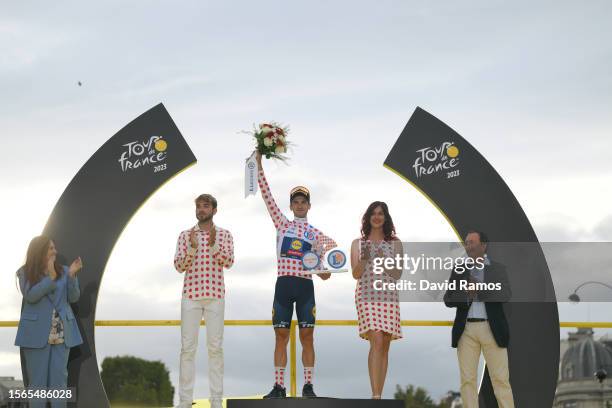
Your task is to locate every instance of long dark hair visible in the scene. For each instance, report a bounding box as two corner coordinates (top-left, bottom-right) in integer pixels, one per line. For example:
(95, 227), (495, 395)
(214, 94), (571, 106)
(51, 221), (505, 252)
(21, 235), (62, 286)
(360, 201), (396, 241)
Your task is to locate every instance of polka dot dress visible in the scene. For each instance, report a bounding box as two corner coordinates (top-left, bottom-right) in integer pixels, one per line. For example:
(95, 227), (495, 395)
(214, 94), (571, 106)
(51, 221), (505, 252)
(355, 239), (402, 340)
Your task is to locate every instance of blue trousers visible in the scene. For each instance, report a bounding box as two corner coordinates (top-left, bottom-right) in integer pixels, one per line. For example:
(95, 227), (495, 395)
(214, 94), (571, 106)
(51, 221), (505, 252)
(22, 343), (70, 408)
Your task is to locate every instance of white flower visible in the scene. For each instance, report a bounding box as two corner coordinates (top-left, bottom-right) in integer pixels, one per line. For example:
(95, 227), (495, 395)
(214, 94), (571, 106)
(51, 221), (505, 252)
(275, 145), (286, 154)
(277, 135), (285, 143)
(263, 137), (273, 147)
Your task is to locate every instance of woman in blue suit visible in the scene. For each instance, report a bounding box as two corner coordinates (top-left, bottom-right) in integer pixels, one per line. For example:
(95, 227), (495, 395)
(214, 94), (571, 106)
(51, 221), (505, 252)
(15, 235), (83, 408)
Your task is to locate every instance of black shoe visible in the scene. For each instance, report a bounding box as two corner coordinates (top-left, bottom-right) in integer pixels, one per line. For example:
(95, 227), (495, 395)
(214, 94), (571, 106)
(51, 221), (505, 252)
(302, 383), (317, 398)
(264, 383), (287, 399)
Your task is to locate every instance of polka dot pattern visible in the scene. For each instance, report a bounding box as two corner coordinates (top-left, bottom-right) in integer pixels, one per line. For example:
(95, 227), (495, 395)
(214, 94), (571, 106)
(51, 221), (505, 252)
(258, 170), (338, 280)
(174, 226), (234, 300)
(355, 239), (403, 340)
(303, 367), (313, 384)
(274, 367), (285, 387)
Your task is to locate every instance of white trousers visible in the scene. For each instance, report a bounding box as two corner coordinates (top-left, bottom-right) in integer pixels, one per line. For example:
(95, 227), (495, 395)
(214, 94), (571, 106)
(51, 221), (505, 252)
(179, 298), (225, 407)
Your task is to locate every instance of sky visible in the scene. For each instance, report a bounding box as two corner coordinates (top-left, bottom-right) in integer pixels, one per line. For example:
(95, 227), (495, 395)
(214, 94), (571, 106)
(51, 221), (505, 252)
(1, 0), (612, 404)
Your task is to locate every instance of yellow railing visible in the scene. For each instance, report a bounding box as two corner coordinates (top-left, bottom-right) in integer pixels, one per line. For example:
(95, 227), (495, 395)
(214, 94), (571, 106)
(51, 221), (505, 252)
(2, 319), (611, 397)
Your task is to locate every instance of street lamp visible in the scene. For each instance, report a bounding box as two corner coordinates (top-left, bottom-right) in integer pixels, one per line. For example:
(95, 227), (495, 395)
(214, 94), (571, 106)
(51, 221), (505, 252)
(595, 369), (608, 408)
(568, 281), (612, 303)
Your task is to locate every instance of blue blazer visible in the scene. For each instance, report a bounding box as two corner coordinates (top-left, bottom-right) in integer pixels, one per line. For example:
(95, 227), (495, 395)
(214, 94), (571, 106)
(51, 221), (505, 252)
(15, 266), (83, 349)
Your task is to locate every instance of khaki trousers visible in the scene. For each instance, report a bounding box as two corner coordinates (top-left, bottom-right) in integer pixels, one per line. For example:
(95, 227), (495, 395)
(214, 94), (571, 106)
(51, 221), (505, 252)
(457, 321), (514, 408)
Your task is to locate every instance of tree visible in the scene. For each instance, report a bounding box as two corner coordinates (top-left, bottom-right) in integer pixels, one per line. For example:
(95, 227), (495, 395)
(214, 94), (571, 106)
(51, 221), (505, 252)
(101, 355), (174, 406)
(439, 390), (462, 408)
(394, 384), (438, 408)
(395, 385), (460, 408)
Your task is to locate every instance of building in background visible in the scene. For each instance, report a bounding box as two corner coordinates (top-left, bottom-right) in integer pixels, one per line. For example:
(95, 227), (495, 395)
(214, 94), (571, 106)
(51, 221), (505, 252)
(0, 376), (24, 408)
(555, 328), (612, 407)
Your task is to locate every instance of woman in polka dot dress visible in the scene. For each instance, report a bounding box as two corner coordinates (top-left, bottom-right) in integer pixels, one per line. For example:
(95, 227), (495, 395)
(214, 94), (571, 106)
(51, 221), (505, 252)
(351, 201), (403, 399)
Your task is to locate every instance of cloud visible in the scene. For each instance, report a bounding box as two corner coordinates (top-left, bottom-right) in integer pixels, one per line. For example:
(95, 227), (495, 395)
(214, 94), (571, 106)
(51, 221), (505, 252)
(0, 20), (74, 72)
(593, 216), (612, 241)
(2, 0), (612, 404)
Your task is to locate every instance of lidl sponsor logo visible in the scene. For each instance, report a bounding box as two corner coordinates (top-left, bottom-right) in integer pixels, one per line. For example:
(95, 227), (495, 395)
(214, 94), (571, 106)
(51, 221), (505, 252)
(291, 239), (303, 250)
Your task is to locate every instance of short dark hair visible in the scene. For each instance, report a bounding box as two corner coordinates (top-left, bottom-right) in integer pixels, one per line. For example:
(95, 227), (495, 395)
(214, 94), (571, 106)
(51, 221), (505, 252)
(466, 229), (489, 244)
(195, 194), (217, 209)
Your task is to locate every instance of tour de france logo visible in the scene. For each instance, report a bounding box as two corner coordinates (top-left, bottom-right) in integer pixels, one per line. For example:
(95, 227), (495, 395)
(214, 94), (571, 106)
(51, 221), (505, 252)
(327, 249), (347, 269)
(412, 141), (461, 180)
(118, 135), (168, 173)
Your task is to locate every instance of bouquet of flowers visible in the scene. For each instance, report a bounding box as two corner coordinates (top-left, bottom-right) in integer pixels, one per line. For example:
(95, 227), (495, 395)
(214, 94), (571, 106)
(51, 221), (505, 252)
(251, 122), (291, 161)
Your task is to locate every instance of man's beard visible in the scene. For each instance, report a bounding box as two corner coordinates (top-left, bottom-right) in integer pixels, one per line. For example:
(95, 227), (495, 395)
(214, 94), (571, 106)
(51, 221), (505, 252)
(197, 214), (213, 223)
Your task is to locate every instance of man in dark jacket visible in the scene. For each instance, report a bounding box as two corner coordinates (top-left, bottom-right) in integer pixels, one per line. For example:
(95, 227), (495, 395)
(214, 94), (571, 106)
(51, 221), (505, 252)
(444, 230), (514, 408)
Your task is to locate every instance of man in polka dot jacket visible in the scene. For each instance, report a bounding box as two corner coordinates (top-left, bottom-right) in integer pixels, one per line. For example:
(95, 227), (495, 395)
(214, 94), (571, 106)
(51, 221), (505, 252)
(174, 193), (234, 408)
(255, 151), (337, 399)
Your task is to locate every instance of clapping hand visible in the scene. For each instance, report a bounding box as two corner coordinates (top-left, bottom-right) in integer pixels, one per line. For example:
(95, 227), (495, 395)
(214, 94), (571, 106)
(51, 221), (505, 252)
(69, 257), (83, 278)
(360, 242), (371, 262)
(208, 225), (216, 248)
(189, 228), (198, 249)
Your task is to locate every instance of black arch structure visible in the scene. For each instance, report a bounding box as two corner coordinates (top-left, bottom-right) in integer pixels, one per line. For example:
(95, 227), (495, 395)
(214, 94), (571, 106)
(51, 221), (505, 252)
(21, 103), (557, 406)
(21, 103), (197, 407)
(384, 107), (559, 407)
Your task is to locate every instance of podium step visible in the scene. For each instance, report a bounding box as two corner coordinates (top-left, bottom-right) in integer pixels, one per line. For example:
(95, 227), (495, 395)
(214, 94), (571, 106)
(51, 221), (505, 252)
(227, 398), (403, 408)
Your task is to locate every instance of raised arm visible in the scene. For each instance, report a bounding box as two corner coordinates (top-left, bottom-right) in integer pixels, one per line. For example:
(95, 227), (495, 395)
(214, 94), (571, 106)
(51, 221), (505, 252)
(67, 274), (80, 304)
(67, 260), (82, 303)
(19, 272), (57, 304)
(256, 152), (289, 229)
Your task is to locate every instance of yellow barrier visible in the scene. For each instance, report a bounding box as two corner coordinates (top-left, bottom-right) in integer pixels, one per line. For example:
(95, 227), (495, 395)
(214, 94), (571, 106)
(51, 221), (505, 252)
(2, 319), (612, 396)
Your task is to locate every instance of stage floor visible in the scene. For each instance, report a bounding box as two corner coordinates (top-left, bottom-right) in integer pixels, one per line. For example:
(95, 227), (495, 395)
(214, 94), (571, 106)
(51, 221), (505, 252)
(189, 397), (402, 408)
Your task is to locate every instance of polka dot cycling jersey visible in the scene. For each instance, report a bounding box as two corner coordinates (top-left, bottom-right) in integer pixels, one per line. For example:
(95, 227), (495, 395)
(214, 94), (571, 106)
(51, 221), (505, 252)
(258, 169), (337, 280)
